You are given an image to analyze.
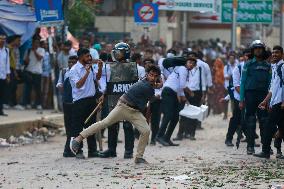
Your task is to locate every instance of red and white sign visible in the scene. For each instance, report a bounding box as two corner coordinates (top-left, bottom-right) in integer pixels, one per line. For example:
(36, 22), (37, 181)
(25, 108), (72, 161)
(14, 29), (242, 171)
(138, 4), (155, 22)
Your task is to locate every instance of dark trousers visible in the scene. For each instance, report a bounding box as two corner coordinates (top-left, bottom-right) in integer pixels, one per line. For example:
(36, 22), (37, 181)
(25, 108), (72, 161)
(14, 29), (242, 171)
(0, 79), (6, 113)
(5, 68), (17, 106)
(262, 103), (284, 153)
(157, 87), (180, 141)
(107, 121), (134, 153)
(226, 99), (241, 141)
(177, 91), (202, 138)
(245, 90), (268, 148)
(150, 99), (161, 141)
(63, 102), (73, 153)
(23, 72), (42, 106)
(72, 96), (97, 153)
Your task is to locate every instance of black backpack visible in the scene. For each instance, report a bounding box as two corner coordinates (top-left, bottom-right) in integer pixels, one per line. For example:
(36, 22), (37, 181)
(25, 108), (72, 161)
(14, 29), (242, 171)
(277, 63), (284, 87)
(162, 57), (187, 70)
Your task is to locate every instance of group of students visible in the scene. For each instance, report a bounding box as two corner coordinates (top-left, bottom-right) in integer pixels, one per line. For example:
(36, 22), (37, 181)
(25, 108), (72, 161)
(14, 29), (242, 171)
(56, 40), (214, 164)
(221, 40), (284, 159)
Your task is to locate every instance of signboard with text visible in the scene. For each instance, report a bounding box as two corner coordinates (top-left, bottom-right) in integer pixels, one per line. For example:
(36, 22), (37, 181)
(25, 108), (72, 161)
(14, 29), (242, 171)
(34, 0), (64, 25)
(221, 0), (273, 23)
(154, 0), (215, 12)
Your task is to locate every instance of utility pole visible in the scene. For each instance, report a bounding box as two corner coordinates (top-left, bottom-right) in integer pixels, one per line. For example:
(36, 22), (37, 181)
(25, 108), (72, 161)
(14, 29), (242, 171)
(231, 0), (237, 51)
(182, 11), (187, 45)
(281, 0), (284, 47)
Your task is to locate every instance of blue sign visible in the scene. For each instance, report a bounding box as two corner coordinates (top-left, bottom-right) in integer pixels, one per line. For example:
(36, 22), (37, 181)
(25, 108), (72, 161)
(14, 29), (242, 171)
(34, 0), (64, 25)
(134, 3), (158, 25)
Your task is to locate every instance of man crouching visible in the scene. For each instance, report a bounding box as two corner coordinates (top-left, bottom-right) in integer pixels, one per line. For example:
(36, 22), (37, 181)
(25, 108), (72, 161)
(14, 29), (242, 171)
(70, 64), (163, 164)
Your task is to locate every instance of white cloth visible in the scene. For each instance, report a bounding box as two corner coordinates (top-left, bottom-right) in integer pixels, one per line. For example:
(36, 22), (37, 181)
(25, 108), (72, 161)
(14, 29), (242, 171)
(197, 59), (212, 87)
(0, 47), (10, 79)
(269, 60), (284, 107)
(69, 61), (97, 102)
(186, 66), (206, 91)
(163, 66), (188, 96)
(224, 62), (237, 88)
(25, 48), (45, 74)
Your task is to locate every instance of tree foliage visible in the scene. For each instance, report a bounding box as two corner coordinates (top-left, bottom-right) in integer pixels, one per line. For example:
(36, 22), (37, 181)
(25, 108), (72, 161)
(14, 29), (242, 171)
(66, 0), (96, 34)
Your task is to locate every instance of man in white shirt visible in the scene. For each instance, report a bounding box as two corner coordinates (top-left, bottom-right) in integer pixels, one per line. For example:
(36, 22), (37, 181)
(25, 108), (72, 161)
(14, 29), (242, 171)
(174, 57), (206, 141)
(0, 33), (10, 116)
(69, 48), (103, 159)
(23, 38), (45, 110)
(57, 41), (72, 70)
(156, 61), (190, 146)
(254, 45), (284, 159)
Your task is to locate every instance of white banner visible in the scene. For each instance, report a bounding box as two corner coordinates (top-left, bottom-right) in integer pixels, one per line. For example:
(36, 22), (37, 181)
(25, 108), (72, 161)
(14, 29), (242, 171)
(154, 0), (215, 12)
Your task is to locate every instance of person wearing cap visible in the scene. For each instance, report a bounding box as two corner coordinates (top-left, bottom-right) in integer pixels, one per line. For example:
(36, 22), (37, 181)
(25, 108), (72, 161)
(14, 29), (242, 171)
(254, 45), (284, 159)
(239, 40), (271, 155)
(69, 48), (103, 159)
(0, 33), (10, 116)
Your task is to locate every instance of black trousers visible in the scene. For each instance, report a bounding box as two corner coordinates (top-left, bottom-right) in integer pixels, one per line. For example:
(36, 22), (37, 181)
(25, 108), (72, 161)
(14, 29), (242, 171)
(5, 68), (17, 106)
(245, 90), (268, 148)
(226, 99), (241, 141)
(157, 87), (181, 141)
(23, 72), (42, 106)
(72, 96), (97, 153)
(63, 102), (73, 153)
(177, 91), (202, 137)
(262, 103), (284, 153)
(0, 79), (6, 113)
(107, 121), (134, 153)
(150, 99), (161, 141)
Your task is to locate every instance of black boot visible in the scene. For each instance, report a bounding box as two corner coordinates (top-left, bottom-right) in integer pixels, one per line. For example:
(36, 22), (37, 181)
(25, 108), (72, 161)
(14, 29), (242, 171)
(98, 149), (117, 158)
(225, 140), (234, 147)
(253, 151), (270, 159)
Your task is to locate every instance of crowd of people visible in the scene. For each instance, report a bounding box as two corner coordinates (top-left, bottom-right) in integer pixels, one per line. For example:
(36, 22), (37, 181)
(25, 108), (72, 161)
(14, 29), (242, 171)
(0, 28), (283, 163)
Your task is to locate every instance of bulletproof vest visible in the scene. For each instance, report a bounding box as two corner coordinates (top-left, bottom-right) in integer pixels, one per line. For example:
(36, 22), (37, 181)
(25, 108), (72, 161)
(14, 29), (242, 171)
(245, 59), (271, 91)
(63, 77), (73, 103)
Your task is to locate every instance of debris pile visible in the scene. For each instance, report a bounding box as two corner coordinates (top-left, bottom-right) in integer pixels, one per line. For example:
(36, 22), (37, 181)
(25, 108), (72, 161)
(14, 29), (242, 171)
(0, 127), (58, 147)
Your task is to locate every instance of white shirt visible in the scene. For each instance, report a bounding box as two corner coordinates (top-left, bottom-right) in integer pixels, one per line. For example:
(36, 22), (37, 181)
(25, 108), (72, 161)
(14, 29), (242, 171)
(224, 61), (237, 88)
(163, 66), (188, 96)
(69, 61), (97, 102)
(56, 68), (71, 88)
(269, 60), (284, 107)
(90, 48), (99, 60)
(158, 57), (174, 79)
(137, 65), (146, 80)
(197, 59), (212, 88)
(186, 66), (206, 91)
(0, 47), (10, 79)
(25, 48), (45, 74)
(232, 62), (244, 101)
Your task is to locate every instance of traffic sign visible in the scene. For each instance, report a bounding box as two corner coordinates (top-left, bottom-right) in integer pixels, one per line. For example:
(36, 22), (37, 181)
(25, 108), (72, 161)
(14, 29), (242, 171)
(222, 0), (273, 23)
(134, 3), (158, 26)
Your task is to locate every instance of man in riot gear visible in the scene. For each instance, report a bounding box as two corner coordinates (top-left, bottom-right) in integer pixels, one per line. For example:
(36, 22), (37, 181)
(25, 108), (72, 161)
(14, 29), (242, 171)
(99, 42), (137, 159)
(239, 40), (271, 155)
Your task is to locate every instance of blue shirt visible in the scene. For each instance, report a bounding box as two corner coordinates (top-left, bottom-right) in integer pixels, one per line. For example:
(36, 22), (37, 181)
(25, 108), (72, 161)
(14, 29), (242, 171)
(69, 61), (97, 102)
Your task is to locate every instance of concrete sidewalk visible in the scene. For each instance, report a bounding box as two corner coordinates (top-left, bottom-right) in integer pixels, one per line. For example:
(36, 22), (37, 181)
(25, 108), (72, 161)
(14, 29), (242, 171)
(0, 109), (63, 138)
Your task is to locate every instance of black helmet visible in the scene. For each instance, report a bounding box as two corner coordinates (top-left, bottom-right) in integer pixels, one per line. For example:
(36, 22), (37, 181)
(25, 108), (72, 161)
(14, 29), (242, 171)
(250, 40), (265, 49)
(111, 42), (130, 62)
